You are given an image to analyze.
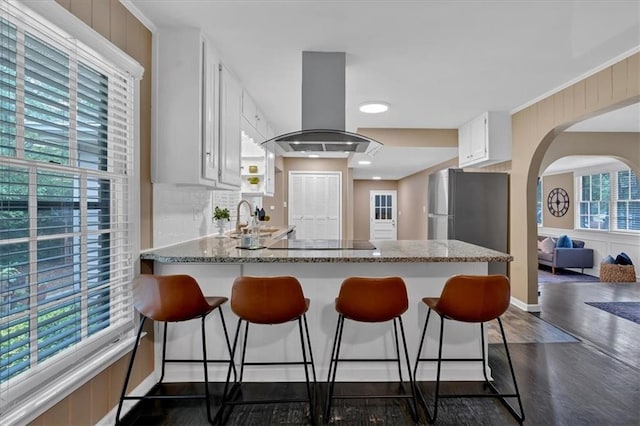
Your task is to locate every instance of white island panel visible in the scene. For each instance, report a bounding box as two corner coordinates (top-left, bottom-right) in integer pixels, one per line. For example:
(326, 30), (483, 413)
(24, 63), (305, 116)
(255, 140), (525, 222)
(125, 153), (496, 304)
(154, 260), (491, 383)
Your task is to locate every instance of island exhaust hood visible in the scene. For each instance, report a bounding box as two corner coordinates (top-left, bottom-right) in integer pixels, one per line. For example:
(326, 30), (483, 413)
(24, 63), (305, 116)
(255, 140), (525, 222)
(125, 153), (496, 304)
(262, 52), (382, 155)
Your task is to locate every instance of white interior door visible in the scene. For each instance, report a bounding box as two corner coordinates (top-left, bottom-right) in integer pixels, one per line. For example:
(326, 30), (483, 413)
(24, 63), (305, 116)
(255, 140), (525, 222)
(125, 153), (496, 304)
(370, 190), (397, 240)
(289, 171), (341, 239)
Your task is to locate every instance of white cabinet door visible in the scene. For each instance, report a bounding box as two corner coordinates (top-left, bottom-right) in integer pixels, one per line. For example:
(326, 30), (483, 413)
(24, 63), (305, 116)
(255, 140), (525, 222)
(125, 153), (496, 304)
(458, 123), (472, 165)
(256, 112), (268, 138)
(469, 113), (488, 161)
(458, 111), (511, 168)
(154, 29), (212, 186)
(242, 90), (269, 139)
(289, 172), (341, 239)
(202, 42), (219, 181)
(218, 63), (242, 188)
(264, 150), (275, 196)
(241, 90), (258, 128)
(459, 113), (487, 167)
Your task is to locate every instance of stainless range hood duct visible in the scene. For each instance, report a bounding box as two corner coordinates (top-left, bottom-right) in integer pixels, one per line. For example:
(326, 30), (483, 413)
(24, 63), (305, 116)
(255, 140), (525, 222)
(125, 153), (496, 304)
(262, 52), (382, 155)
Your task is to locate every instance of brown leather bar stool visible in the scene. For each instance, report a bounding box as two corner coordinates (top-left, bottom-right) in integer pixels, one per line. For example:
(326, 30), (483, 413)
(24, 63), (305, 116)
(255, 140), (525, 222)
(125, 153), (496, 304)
(116, 274), (235, 425)
(324, 276), (418, 423)
(219, 275), (316, 424)
(413, 274), (525, 424)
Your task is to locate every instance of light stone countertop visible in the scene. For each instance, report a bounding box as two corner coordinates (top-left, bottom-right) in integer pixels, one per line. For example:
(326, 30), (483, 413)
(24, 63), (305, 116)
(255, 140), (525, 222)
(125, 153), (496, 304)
(140, 231), (513, 264)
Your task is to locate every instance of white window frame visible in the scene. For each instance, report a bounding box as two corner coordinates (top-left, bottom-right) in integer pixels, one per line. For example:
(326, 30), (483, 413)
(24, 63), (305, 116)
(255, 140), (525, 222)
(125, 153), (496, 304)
(574, 162), (639, 235)
(0, 1), (143, 423)
(613, 168), (640, 233)
(576, 171), (610, 231)
(536, 178), (543, 226)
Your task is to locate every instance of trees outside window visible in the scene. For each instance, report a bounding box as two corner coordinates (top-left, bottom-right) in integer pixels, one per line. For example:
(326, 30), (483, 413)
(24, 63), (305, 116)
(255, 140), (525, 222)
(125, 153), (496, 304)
(579, 173), (610, 230)
(0, 3), (134, 405)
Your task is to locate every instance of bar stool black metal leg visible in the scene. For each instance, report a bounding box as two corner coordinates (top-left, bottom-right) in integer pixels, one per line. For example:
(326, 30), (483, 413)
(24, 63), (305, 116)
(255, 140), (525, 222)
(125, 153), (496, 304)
(430, 316), (446, 424)
(220, 318), (244, 424)
(201, 315), (214, 424)
(217, 306), (238, 383)
(413, 308), (433, 423)
(303, 313), (317, 384)
(480, 322), (491, 384)
(239, 321), (250, 382)
(159, 322), (169, 382)
(392, 318), (404, 386)
(397, 316), (419, 422)
(324, 314), (345, 422)
(491, 317), (525, 423)
(297, 317), (316, 424)
(115, 317), (147, 425)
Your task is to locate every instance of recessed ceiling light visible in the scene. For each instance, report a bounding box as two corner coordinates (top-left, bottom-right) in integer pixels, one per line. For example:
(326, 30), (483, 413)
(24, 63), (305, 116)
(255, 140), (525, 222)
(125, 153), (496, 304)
(360, 102), (389, 114)
(308, 154), (319, 158)
(358, 160), (371, 165)
(372, 176), (381, 180)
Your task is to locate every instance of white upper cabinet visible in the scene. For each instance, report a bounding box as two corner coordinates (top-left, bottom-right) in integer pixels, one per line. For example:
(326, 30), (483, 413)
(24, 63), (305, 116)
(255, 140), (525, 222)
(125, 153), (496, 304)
(458, 111), (512, 168)
(242, 90), (269, 139)
(152, 28), (241, 189)
(218, 63), (242, 188)
(241, 91), (258, 129)
(264, 149), (275, 195)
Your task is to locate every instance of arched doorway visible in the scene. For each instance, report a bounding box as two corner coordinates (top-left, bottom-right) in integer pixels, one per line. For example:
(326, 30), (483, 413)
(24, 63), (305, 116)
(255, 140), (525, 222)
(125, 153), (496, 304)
(508, 52), (640, 311)
(537, 155), (638, 282)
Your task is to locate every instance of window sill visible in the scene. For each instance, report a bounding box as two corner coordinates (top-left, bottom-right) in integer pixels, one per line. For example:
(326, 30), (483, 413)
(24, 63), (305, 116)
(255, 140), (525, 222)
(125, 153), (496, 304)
(2, 334), (137, 426)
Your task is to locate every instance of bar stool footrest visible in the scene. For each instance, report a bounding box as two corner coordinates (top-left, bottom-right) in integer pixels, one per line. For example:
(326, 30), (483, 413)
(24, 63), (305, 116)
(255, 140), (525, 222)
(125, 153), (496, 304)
(331, 394), (415, 400)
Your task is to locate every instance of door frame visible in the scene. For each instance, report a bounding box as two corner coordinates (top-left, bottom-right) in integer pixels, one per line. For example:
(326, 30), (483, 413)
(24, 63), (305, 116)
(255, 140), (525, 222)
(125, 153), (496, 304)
(369, 189), (397, 240)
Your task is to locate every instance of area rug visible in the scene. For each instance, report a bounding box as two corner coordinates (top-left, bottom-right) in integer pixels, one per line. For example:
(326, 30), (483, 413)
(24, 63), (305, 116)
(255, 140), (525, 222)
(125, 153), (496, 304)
(538, 267), (599, 284)
(585, 302), (640, 324)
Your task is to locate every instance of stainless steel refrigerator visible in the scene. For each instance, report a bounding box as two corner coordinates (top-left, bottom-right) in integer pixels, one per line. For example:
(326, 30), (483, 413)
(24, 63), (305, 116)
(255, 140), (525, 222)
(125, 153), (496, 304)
(427, 168), (509, 275)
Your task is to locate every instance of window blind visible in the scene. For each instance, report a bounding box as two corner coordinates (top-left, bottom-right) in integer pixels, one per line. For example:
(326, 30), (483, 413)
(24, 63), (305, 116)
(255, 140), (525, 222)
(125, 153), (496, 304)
(0, 0), (136, 412)
(614, 169), (640, 232)
(578, 172), (610, 230)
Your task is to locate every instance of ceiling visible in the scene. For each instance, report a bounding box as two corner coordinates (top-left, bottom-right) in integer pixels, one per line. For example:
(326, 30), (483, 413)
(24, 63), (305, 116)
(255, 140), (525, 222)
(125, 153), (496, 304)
(128, 0), (640, 179)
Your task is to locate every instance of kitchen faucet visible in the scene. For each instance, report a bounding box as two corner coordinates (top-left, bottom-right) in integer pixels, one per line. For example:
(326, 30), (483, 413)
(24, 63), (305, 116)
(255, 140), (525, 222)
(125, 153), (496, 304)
(236, 199), (254, 233)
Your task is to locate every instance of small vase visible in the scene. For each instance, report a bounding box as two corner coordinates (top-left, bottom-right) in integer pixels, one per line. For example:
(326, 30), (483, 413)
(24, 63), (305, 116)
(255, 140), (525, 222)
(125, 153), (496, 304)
(215, 219), (227, 237)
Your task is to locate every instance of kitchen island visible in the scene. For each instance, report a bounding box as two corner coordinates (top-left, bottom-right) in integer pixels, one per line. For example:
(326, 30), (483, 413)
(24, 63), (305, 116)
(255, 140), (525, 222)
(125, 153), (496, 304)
(140, 233), (512, 383)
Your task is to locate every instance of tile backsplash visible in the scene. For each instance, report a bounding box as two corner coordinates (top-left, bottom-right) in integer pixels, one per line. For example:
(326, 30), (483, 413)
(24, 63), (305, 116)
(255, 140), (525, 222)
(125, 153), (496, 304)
(152, 184), (242, 248)
(153, 184), (240, 247)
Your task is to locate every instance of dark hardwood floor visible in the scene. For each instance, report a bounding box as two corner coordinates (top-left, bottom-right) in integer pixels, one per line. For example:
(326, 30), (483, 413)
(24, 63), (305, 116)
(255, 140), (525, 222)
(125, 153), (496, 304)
(120, 280), (640, 425)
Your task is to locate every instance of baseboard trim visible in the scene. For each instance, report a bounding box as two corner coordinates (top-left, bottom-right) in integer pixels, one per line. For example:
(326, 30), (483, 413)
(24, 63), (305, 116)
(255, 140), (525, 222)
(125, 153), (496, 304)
(511, 297), (541, 312)
(97, 373), (156, 426)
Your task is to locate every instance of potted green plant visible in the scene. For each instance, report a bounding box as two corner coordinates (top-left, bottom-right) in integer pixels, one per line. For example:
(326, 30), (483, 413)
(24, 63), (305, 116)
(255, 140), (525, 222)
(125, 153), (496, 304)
(247, 176), (260, 190)
(213, 206), (230, 237)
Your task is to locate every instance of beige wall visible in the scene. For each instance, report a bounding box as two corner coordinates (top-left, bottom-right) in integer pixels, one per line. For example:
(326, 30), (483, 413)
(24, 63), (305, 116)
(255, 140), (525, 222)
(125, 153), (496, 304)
(541, 132), (640, 175)
(354, 130), (459, 240)
(30, 2), (154, 424)
(397, 169), (429, 239)
(397, 157), (459, 239)
(541, 173), (574, 229)
(260, 170), (285, 226)
(358, 128), (458, 147)
(353, 180), (398, 239)
(510, 52), (639, 306)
